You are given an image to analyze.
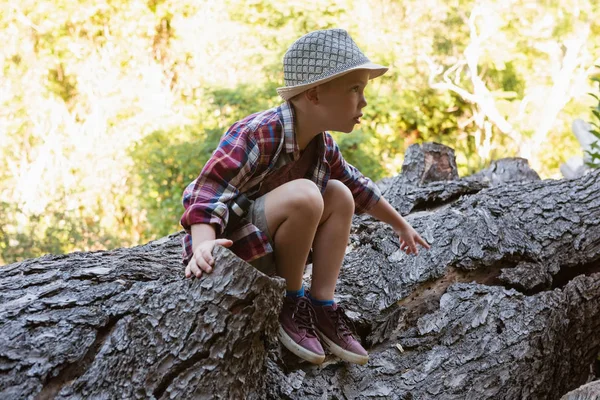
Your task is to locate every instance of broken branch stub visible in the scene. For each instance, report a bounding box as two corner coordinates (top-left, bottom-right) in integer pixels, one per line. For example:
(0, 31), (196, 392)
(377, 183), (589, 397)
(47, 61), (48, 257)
(401, 142), (460, 186)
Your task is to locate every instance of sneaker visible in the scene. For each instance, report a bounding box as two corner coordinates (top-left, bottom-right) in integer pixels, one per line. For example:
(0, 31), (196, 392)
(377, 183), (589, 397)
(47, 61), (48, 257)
(313, 303), (369, 365)
(278, 296), (325, 364)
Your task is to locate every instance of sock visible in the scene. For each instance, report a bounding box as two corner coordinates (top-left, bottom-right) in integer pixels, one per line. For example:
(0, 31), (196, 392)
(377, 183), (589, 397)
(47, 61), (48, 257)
(286, 286), (305, 298)
(308, 293), (334, 306)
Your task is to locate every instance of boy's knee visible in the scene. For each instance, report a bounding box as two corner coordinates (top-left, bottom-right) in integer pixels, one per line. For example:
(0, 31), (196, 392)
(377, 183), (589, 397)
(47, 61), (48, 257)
(326, 180), (354, 212)
(286, 179), (324, 217)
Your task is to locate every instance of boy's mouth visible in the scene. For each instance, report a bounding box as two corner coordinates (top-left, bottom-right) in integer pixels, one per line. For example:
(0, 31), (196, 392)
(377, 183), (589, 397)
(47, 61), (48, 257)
(353, 114), (363, 124)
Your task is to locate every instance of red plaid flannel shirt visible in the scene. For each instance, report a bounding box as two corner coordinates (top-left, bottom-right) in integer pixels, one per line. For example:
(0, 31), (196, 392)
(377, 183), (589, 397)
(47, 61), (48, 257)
(180, 102), (381, 264)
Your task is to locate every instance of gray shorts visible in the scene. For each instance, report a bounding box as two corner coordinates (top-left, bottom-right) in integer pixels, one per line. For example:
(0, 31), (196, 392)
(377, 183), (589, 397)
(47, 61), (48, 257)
(246, 195), (277, 276)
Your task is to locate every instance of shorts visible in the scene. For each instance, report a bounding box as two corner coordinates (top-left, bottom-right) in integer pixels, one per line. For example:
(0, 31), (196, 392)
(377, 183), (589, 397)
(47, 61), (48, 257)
(245, 195), (277, 276)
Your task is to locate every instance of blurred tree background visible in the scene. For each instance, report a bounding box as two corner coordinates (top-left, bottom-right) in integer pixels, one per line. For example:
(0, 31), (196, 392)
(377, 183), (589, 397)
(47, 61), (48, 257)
(1, 0), (599, 264)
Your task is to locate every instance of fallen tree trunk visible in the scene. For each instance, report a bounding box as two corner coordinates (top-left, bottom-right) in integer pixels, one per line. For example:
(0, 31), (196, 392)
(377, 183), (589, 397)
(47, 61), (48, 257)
(0, 240), (285, 399)
(561, 380), (600, 400)
(2, 143), (599, 399)
(268, 147), (600, 399)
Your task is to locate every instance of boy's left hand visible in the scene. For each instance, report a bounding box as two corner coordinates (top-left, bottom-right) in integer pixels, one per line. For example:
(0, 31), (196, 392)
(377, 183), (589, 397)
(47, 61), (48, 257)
(394, 224), (430, 256)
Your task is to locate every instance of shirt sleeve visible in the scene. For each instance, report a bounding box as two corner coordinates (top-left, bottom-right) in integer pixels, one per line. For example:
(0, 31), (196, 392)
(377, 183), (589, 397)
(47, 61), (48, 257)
(324, 132), (382, 214)
(180, 124), (261, 235)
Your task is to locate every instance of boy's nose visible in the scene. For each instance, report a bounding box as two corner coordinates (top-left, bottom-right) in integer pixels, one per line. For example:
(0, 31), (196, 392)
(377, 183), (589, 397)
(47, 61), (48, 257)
(359, 94), (367, 108)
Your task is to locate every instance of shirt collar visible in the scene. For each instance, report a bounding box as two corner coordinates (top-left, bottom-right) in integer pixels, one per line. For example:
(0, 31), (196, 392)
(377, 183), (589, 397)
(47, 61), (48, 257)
(278, 101), (299, 154)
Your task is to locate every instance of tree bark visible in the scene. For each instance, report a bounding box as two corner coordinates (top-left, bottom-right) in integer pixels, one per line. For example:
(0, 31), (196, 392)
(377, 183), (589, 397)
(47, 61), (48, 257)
(2, 144), (599, 399)
(561, 380), (600, 400)
(267, 146), (600, 399)
(1, 240), (285, 399)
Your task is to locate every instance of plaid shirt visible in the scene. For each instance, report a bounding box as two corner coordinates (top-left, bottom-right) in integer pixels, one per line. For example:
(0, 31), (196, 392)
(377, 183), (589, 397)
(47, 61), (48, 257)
(180, 101), (381, 264)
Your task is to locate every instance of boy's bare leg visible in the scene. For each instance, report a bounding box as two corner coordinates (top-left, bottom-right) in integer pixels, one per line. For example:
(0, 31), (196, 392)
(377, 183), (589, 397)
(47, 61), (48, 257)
(310, 179), (354, 301)
(308, 179), (368, 365)
(264, 179), (324, 291)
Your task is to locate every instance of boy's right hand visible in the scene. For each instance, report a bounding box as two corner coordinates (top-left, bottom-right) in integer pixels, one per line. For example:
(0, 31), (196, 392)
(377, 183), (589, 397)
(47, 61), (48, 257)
(185, 239), (233, 279)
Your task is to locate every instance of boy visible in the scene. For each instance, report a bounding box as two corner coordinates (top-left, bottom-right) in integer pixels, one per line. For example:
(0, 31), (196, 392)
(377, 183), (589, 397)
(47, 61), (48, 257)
(180, 29), (430, 365)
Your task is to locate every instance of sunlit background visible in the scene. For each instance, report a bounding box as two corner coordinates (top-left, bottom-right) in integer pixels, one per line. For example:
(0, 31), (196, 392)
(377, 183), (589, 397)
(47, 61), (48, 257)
(1, 0), (599, 264)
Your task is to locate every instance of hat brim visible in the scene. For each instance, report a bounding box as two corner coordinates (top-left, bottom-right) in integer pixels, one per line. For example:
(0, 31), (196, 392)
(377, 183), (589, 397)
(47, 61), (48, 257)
(276, 62), (389, 101)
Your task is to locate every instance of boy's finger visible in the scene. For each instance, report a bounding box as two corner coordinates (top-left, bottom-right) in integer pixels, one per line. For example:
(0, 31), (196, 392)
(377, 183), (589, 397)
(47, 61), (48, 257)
(412, 245), (419, 255)
(189, 262), (202, 278)
(216, 239), (233, 247)
(417, 236), (431, 249)
(201, 248), (214, 266)
(196, 255), (213, 273)
(194, 249), (211, 269)
(406, 239), (418, 255)
(185, 262), (192, 278)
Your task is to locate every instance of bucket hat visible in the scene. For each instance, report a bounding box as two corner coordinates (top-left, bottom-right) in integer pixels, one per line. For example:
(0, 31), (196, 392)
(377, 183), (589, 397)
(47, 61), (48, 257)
(277, 28), (389, 101)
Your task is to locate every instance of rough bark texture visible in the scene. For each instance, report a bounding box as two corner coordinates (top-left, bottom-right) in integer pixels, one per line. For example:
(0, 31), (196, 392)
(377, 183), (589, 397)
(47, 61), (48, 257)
(561, 380), (600, 400)
(2, 143), (599, 399)
(465, 157), (541, 186)
(1, 239), (285, 399)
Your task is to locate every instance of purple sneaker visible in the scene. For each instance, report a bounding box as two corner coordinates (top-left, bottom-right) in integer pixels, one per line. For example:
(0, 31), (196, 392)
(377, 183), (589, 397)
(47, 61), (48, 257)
(313, 303), (369, 365)
(278, 296), (325, 364)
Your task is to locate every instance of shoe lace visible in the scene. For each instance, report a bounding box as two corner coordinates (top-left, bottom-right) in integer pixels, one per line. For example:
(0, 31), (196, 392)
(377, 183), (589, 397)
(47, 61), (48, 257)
(292, 297), (318, 335)
(328, 306), (357, 338)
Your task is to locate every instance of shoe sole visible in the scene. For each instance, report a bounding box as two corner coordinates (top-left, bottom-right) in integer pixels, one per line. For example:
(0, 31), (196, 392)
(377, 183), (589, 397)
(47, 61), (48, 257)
(278, 326), (325, 365)
(316, 330), (369, 365)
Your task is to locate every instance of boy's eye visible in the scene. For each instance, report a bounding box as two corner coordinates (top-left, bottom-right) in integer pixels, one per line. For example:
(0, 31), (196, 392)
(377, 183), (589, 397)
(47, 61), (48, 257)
(352, 86), (360, 92)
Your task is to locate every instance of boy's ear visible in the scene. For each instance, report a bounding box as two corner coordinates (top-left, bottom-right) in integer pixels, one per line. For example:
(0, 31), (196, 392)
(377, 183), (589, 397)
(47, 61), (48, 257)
(305, 86), (320, 105)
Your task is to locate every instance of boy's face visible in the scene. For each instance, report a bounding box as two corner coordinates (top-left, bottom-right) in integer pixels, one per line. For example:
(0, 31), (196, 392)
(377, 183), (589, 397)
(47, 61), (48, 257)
(316, 69), (370, 133)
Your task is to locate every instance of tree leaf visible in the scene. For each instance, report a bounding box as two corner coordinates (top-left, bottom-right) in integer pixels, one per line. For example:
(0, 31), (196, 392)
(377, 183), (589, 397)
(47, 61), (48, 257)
(590, 130), (600, 140)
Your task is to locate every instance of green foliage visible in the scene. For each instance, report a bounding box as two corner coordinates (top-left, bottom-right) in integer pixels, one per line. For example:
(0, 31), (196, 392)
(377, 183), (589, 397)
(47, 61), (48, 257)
(0, 198), (123, 264)
(47, 65), (78, 105)
(484, 61), (525, 98)
(333, 130), (386, 181)
(226, 0), (347, 32)
(128, 83), (281, 239)
(2, 0), (600, 264)
(129, 127), (219, 238)
(585, 66), (600, 169)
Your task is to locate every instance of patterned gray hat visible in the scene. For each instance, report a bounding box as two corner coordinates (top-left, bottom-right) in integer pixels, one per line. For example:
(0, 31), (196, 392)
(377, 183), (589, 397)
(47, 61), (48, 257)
(277, 29), (388, 101)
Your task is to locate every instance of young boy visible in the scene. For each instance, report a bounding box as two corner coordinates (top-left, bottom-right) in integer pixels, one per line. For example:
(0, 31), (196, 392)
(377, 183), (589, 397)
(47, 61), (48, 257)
(180, 29), (430, 365)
